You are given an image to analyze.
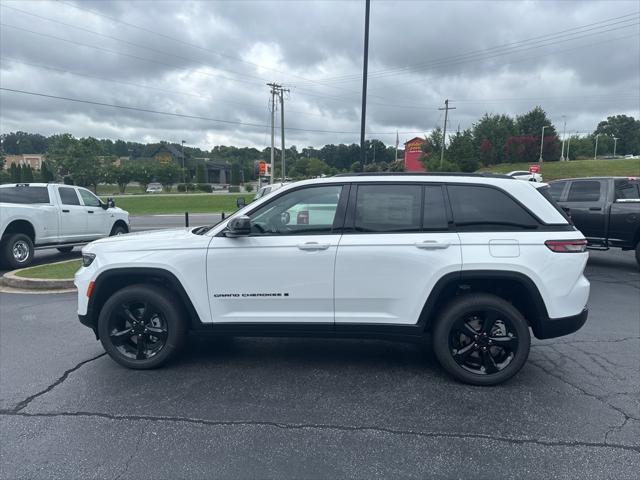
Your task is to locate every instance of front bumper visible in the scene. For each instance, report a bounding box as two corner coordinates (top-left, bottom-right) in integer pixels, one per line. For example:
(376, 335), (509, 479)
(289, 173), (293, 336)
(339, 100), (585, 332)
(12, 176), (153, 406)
(534, 308), (588, 340)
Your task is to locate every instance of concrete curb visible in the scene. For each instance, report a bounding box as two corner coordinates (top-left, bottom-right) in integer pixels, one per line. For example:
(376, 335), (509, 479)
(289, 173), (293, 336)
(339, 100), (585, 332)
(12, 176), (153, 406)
(0, 262), (77, 291)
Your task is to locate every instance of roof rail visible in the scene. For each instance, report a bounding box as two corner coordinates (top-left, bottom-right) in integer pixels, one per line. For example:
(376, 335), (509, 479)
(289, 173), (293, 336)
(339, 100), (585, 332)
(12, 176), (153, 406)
(333, 172), (513, 179)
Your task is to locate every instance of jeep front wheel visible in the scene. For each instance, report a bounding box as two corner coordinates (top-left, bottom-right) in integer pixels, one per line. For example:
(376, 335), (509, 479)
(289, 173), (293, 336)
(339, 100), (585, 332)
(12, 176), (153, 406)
(1, 233), (35, 269)
(97, 284), (187, 369)
(433, 293), (531, 386)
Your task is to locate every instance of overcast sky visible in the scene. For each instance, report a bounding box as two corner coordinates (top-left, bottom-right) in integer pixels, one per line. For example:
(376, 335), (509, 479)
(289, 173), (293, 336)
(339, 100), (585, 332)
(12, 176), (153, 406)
(1, 0), (639, 150)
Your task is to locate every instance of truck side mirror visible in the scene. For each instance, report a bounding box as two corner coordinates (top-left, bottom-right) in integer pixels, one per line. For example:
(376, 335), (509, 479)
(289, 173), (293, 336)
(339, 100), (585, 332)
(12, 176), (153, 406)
(107, 197), (116, 209)
(236, 197), (246, 209)
(225, 215), (251, 237)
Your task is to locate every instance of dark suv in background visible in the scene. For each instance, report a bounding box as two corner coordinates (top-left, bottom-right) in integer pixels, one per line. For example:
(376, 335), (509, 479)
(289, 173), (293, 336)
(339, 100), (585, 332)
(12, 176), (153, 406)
(549, 177), (640, 266)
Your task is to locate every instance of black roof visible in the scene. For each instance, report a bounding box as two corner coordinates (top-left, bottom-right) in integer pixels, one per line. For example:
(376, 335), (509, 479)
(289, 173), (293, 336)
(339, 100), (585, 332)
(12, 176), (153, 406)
(333, 172), (513, 179)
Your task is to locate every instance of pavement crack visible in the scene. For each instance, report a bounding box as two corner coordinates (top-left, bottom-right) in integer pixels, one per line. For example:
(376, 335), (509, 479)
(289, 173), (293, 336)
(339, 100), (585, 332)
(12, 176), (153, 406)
(4, 353), (106, 413)
(2, 410), (639, 454)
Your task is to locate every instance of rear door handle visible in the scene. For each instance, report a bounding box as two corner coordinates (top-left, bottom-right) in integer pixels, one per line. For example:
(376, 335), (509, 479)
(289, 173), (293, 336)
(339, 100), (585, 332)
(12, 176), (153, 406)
(62, 209), (70, 213)
(415, 240), (450, 250)
(297, 242), (330, 251)
(87, 210), (94, 214)
(589, 207), (602, 211)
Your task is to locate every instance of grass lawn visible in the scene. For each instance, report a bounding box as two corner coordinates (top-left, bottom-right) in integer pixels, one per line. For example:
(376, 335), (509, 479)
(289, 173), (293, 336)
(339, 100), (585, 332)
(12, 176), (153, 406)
(114, 193), (251, 215)
(478, 157), (640, 181)
(16, 259), (82, 279)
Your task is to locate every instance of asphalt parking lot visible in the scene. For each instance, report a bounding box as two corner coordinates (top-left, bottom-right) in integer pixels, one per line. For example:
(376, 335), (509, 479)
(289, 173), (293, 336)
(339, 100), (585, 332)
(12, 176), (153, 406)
(1, 248), (638, 478)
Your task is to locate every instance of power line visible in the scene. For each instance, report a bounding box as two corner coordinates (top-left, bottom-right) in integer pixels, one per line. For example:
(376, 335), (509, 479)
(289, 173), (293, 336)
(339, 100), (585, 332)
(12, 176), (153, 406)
(310, 11), (640, 84)
(0, 87), (427, 136)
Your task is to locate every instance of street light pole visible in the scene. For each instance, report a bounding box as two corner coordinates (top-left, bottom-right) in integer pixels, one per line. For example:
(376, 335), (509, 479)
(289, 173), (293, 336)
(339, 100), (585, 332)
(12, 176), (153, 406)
(359, 0), (371, 167)
(181, 140), (186, 192)
(613, 137), (619, 157)
(539, 125), (550, 163)
(594, 134), (600, 160)
(560, 116), (566, 161)
(566, 132), (576, 161)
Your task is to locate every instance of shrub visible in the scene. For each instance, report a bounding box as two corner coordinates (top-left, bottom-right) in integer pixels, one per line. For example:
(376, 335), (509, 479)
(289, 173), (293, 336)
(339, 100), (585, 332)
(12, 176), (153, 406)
(244, 183), (254, 192)
(228, 185), (240, 193)
(196, 183), (213, 193)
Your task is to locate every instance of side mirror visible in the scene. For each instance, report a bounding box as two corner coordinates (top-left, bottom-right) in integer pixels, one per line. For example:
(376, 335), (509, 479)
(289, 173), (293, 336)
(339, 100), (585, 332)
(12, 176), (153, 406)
(236, 197), (246, 209)
(107, 197), (116, 208)
(225, 215), (251, 237)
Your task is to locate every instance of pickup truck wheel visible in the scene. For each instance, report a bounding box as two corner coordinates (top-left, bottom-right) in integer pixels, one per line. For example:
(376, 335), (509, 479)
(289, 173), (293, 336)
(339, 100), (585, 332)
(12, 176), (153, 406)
(432, 293), (531, 386)
(1, 233), (35, 269)
(56, 246), (74, 253)
(97, 284), (187, 369)
(110, 224), (127, 236)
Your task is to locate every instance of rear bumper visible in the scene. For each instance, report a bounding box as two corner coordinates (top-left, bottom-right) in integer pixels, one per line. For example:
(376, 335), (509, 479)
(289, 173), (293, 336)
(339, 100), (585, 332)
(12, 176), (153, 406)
(533, 308), (588, 340)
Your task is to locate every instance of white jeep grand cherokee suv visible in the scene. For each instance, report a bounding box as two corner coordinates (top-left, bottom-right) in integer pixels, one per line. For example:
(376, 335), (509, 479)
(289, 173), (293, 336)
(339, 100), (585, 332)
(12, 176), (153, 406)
(76, 173), (589, 385)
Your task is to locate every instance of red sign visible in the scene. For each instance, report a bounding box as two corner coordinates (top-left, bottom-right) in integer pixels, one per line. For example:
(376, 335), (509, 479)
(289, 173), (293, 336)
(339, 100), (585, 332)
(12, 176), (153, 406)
(529, 164), (540, 174)
(258, 161), (267, 175)
(404, 137), (426, 172)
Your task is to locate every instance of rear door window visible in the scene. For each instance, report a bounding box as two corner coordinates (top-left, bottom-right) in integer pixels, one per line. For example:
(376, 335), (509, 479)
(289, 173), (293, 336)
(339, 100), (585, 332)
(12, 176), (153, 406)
(0, 186), (50, 204)
(548, 181), (567, 201)
(447, 185), (538, 229)
(566, 181), (602, 202)
(423, 185), (449, 230)
(355, 185), (422, 233)
(614, 180), (640, 200)
(58, 187), (81, 206)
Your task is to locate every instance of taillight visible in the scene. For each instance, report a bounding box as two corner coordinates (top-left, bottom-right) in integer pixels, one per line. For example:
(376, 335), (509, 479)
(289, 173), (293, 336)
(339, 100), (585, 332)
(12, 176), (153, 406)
(545, 239), (588, 253)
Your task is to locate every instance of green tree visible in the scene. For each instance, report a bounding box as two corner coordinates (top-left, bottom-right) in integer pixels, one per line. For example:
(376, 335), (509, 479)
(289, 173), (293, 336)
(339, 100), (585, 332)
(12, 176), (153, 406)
(155, 162), (181, 191)
(106, 163), (134, 193)
(594, 115), (640, 155)
(230, 163), (241, 185)
(23, 165), (34, 182)
(472, 114), (517, 165)
(48, 135), (108, 191)
(131, 160), (157, 191)
(446, 130), (478, 172)
(195, 162), (207, 184)
(10, 163), (19, 182)
(40, 160), (55, 182)
(305, 158), (329, 177)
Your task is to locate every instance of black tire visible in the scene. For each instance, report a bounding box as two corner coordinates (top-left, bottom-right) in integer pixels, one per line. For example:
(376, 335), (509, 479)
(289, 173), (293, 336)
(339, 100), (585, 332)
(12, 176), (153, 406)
(110, 223), (128, 236)
(57, 246), (74, 253)
(98, 284), (187, 369)
(432, 293), (531, 386)
(1, 233), (35, 269)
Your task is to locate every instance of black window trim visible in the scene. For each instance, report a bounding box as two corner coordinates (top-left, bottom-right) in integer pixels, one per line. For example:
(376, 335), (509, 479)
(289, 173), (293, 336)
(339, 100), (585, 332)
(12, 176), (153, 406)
(217, 183), (349, 237)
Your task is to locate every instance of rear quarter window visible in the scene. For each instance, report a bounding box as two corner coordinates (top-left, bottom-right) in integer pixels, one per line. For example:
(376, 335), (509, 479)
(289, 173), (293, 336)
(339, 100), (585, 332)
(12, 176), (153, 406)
(0, 186), (50, 204)
(447, 185), (538, 230)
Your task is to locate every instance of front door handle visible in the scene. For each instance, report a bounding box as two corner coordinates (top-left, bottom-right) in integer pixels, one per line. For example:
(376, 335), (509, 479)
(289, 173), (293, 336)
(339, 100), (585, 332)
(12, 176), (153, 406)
(589, 207), (602, 211)
(297, 242), (330, 251)
(62, 209), (70, 213)
(87, 210), (94, 214)
(415, 240), (450, 250)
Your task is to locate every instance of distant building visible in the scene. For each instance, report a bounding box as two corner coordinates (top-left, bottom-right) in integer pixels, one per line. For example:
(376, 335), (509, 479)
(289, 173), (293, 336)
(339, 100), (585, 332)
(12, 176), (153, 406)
(3, 154), (45, 170)
(149, 144), (184, 165)
(404, 138), (426, 172)
(193, 157), (231, 184)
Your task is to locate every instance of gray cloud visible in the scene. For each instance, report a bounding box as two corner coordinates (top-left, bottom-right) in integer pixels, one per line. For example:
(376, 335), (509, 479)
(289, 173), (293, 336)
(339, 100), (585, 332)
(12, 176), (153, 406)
(1, 0), (638, 150)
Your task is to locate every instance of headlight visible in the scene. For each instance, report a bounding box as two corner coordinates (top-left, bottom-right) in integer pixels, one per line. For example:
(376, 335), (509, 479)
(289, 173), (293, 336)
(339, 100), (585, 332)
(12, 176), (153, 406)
(82, 253), (96, 267)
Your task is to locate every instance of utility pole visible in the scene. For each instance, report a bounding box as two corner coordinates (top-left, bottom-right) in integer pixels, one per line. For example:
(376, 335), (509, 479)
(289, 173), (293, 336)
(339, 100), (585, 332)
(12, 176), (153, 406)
(279, 86), (289, 182)
(395, 130), (399, 163)
(594, 133), (600, 160)
(613, 137), (619, 157)
(359, 0), (371, 167)
(560, 116), (567, 161)
(181, 140), (186, 192)
(539, 125), (550, 162)
(267, 82), (280, 184)
(439, 99), (456, 168)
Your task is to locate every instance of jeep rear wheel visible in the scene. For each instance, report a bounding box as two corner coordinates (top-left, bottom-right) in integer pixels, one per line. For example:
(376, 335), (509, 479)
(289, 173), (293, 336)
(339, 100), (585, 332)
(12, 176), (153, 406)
(1, 233), (35, 269)
(98, 284), (187, 369)
(433, 293), (531, 386)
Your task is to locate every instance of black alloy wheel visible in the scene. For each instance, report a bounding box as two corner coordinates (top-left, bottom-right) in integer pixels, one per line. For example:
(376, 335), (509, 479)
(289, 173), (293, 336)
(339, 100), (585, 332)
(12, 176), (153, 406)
(98, 284), (186, 369)
(433, 293), (531, 386)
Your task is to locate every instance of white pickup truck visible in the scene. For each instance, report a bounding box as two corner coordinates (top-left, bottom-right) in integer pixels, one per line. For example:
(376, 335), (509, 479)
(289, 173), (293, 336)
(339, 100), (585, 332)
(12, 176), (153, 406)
(0, 183), (129, 269)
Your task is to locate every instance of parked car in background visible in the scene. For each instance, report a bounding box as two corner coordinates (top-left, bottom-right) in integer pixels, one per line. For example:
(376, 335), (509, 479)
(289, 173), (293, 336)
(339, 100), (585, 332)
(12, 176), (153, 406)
(0, 183), (129, 268)
(146, 183), (163, 193)
(506, 171), (543, 182)
(549, 177), (640, 266)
